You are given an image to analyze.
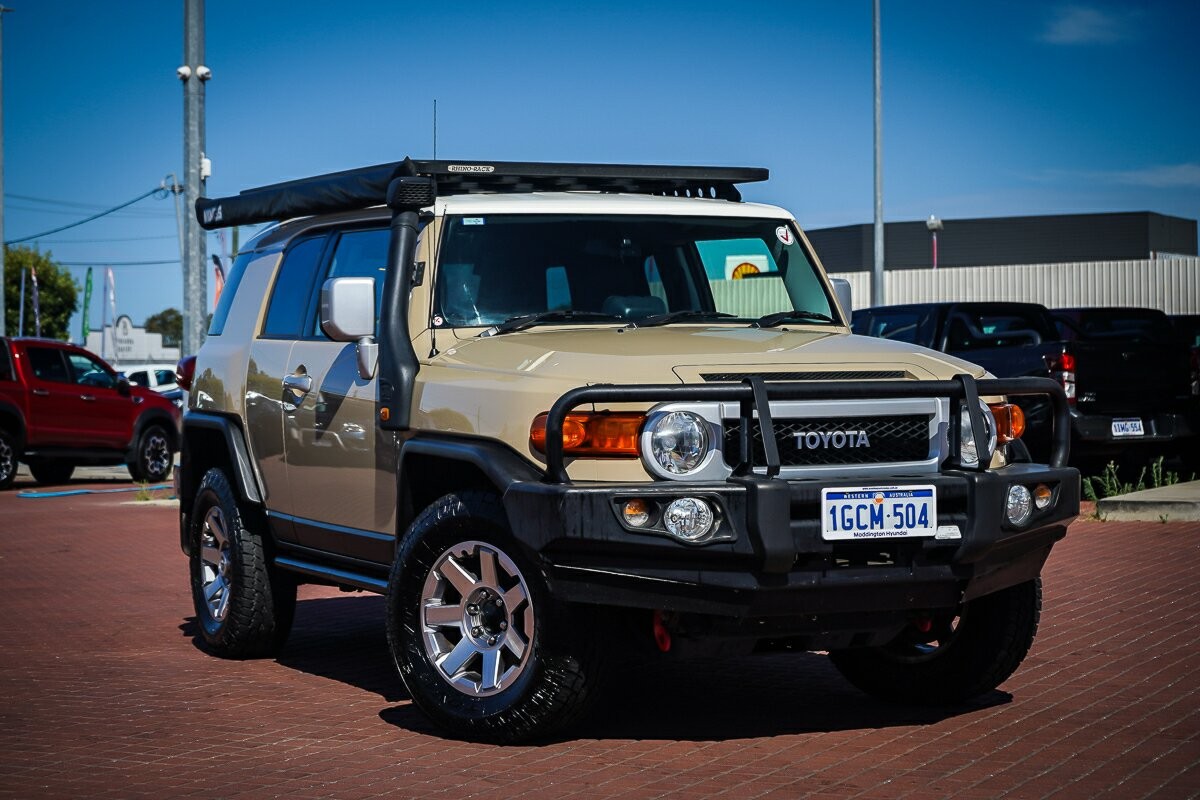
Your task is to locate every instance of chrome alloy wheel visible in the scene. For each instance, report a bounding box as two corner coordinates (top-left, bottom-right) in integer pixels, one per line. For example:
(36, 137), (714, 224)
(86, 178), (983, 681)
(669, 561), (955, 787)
(198, 505), (233, 622)
(0, 436), (13, 485)
(143, 431), (171, 478)
(420, 540), (535, 697)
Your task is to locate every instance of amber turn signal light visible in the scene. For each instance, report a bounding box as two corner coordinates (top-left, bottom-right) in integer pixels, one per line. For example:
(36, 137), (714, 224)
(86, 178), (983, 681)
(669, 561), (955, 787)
(530, 412), (644, 457)
(988, 403), (1026, 444)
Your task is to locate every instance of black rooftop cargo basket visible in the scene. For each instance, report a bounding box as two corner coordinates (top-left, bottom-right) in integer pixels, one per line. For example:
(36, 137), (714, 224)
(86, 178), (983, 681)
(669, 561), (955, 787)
(196, 158), (769, 230)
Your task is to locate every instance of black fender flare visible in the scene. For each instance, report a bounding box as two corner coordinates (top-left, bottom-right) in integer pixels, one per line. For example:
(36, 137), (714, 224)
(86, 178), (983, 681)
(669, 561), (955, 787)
(396, 434), (542, 535)
(125, 408), (179, 461)
(178, 412), (265, 556)
(0, 399), (27, 451)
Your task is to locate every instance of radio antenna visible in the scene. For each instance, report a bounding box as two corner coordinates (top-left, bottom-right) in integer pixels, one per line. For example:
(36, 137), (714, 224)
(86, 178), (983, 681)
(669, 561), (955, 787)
(432, 99), (438, 160)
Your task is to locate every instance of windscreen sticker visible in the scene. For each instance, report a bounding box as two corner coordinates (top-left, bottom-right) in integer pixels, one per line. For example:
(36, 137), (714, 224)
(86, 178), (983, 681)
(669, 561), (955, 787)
(462, 217), (486, 226)
(775, 226), (794, 245)
(432, 315), (444, 327)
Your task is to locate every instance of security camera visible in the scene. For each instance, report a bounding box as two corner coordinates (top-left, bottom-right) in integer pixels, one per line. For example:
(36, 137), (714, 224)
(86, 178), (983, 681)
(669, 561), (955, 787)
(196, 65), (212, 81)
(176, 65), (192, 80)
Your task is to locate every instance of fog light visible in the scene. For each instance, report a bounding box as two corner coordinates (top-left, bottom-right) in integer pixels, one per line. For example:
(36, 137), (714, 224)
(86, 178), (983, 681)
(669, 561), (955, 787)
(1006, 485), (1033, 526)
(622, 499), (652, 528)
(663, 498), (714, 542)
(1034, 484), (1053, 510)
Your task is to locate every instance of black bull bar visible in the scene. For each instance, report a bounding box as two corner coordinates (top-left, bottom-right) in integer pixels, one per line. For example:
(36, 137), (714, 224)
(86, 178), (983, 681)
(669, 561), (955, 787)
(542, 374), (1070, 483)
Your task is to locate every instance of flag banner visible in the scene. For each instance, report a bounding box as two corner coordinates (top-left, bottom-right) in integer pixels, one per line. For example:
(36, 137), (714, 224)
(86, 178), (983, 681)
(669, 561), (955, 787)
(31, 267), (41, 338)
(81, 267), (94, 343)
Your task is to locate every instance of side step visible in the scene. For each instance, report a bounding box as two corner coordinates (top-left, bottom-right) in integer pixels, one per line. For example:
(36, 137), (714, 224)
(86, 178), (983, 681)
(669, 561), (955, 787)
(275, 556), (389, 593)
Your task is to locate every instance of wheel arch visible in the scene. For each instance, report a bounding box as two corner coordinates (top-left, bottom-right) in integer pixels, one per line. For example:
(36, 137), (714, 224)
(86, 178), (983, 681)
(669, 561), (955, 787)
(179, 411), (265, 555)
(127, 409), (179, 458)
(397, 435), (541, 537)
(0, 400), (27, 451)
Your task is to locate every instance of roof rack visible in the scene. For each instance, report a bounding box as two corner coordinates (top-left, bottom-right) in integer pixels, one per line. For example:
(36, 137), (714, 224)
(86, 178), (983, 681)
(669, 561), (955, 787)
(195, 158), (769, 230)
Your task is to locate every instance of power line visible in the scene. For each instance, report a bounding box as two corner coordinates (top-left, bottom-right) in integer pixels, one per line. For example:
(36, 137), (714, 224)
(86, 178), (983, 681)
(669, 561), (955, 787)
(33, 234), (179, 244)
(60, 259), (180, 266)
(4, 186), (166, 245)
(6, 202), (173, 219)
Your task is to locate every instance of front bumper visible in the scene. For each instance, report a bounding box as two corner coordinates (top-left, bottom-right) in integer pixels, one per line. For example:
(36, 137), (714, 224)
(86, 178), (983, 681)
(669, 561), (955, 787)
(506, 464), (1077, 626)
(510, 374), (1079, 646)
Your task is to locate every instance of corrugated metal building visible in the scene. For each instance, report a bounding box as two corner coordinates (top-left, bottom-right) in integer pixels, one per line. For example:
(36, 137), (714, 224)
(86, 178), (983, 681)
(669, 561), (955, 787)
(806, 211), (1197, 272)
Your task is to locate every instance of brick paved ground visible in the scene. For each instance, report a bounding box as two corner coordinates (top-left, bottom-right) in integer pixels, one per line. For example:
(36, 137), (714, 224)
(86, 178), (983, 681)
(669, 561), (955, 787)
(1, 474), (1197, 799)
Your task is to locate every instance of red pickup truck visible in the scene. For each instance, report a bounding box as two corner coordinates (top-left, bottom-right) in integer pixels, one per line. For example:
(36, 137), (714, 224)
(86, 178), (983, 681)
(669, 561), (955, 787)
(0, 337), (180, 489)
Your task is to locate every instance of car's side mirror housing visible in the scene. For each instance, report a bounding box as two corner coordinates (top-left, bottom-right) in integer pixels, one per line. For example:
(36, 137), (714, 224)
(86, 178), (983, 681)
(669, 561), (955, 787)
(116, 375), (131, 397)
(830, 277), (853, 323)
(320, 277), (378, 380)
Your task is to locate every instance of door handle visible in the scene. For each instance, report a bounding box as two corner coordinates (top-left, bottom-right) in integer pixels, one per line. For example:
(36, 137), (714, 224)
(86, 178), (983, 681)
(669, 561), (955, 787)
(282, 373), (313, 395)
(32, 389), (50, 396)
(80, 394), (96, 402)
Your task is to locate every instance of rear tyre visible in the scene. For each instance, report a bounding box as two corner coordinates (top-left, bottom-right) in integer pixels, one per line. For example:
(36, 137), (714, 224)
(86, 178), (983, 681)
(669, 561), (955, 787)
(128, 424), (172, 483)
(29, 459), (75, 485)
(830, 578), (1042, 705)
(189, 467), (296, 658)
(387, 491), (602, 743)
(0, 430), (17, 490)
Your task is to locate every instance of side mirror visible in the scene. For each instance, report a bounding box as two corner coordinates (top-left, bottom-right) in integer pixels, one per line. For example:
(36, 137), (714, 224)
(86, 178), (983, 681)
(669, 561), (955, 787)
(320, 277), (378, 380)
(116, 375), (131, 397)
(830, 277), (853, 323)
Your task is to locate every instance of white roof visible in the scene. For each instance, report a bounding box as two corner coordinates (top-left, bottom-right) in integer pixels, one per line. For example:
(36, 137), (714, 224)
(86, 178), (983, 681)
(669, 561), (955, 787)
(434, 191), (793, 219)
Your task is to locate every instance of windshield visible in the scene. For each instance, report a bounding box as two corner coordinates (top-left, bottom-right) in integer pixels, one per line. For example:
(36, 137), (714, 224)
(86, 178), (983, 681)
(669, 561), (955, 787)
(432, 214), (836, 329)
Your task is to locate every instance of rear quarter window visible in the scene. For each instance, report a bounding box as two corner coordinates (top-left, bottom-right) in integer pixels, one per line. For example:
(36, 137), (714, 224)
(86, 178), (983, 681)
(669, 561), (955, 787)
(208, 251), (256, 336)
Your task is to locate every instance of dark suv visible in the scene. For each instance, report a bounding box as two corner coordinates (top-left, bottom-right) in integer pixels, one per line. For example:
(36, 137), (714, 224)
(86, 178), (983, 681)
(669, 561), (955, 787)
(0, 337), (180, 489)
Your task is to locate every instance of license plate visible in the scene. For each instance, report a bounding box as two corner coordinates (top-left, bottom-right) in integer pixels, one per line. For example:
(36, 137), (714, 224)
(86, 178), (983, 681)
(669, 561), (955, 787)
(821, 485), (937, 541)
(1112, 418), (1144, 437)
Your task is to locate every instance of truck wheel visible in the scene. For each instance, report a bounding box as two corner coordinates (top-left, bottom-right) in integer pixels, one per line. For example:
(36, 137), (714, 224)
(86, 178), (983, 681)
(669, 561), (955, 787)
(387, 491), (601, 743)
(830, 578), (1041, 705)
(29, 459), (75, 485)
(0, 430), (16, 490)
(189, 467), (296, 658)
(128, 424), (173, 483)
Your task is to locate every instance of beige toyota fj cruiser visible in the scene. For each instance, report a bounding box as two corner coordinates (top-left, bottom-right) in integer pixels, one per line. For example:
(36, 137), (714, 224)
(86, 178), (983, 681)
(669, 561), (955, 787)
(177, 159), (1079, 742)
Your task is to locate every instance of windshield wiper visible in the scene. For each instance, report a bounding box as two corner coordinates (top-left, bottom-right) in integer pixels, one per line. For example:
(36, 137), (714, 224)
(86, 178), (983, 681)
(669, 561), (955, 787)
(751, 310), (836, 328)
(482, 310), (623, 336)
(629, 310), (736, 329)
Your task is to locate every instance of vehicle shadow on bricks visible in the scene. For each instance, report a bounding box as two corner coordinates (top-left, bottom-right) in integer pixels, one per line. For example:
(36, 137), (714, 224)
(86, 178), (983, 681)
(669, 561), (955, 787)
(574, 654), (1009, 741)
(181, 594), (411, 704)
(375, 652), (1009, 743)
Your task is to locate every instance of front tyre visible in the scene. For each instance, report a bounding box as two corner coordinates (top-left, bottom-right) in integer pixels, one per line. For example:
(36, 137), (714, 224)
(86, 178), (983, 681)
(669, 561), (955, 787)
(188, 467), (296, 658)
(128, 423), (173, 482)
(0, 430), (17, 490)
(387, 491), (601, 743)
(830, 578), (1042, 705)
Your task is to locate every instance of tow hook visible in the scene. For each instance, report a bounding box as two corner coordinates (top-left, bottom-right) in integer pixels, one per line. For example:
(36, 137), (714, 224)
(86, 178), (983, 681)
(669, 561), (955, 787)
(652, 610), (672, 652)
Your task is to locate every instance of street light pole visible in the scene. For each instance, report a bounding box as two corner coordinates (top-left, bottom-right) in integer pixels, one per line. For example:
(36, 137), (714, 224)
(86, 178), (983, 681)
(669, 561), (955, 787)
(872, 0), (885, 306)
(0, 6), (12, 336)
(926, 214), (943, 270)
(180, 0), (208, 356)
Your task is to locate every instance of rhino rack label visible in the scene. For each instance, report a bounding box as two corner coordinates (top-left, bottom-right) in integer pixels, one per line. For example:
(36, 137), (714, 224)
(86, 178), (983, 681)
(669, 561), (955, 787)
(447, 164), (496, 173)
(202, 205), (224, 225)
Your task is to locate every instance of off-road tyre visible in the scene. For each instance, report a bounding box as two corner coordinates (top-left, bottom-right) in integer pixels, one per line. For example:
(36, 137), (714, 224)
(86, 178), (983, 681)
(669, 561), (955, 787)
(189, 467), (296, 658)
(0, 429), (17, 490)
(387, 491), (603, 744)
(830, 578), (1042, 705)
(127, 423), (173, 483)
(28, 459), (75, 485)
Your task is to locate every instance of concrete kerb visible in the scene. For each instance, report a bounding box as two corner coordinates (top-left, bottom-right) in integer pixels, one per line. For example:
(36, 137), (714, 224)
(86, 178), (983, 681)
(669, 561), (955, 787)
(1096, 480), (1200, 522)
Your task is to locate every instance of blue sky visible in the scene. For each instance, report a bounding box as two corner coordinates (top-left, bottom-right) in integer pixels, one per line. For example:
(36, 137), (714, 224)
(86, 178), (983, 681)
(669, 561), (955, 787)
(4, 1), (1198, 340)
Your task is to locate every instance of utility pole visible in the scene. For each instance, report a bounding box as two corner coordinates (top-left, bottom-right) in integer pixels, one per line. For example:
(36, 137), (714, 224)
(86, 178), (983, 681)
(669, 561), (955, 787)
(180, 0), (209, 355)
(0, 6), (12, 336)
(872, 0), (885, 307)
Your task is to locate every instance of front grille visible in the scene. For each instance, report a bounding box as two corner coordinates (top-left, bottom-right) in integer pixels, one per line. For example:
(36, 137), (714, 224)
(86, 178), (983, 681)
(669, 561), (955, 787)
(702, 370), (907, 382)
(723, 414), (931, 467)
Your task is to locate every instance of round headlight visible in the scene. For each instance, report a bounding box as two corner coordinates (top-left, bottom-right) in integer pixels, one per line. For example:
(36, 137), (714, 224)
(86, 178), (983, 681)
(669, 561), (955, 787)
(959, 400), (998, 468)
(1006, 484), (1033, 526)
(663, 497), (715, 541)
(647, 411), (710, 475)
